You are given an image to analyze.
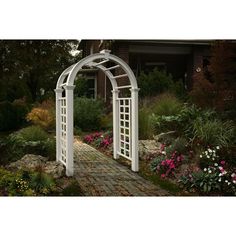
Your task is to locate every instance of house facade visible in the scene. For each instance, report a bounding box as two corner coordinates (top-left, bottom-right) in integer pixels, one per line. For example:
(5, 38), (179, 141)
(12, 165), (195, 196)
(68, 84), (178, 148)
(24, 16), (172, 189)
(78, 40), (212, 102)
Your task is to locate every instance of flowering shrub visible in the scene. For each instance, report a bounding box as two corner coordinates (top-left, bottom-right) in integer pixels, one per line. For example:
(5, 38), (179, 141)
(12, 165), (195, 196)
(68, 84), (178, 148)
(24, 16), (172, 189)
(179, 146), (236, 195)
(0, 168), (55, 196)
(83, 131), (113, 149)
(150, 144), (184, 178)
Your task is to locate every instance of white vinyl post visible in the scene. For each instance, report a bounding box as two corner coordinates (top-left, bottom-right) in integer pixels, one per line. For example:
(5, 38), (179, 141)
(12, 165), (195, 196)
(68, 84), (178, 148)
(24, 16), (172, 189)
(55, 88), (63, 162)
(112, 89), (120, 159)
(64, 85), (75, 176)
(130, 88), (139, 172)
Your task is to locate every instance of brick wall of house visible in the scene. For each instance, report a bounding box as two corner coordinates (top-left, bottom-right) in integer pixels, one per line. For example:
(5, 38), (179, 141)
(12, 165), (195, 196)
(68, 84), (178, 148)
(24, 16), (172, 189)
(191, 46), (205, 87)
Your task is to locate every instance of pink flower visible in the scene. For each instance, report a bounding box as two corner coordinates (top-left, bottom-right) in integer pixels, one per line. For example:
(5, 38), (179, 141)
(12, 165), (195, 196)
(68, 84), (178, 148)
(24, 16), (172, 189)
(161, 174), (165, 178)
(220, 160), (226, 165)
(84, 135), (93, 143)
(170, 163), (175, 169)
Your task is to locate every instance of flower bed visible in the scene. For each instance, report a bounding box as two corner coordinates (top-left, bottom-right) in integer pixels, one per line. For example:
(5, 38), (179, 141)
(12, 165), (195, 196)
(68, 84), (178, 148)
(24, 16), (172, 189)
(83, 130), (236, 196)
(179, 146), (236, 195)
(83, 131), (113, 154)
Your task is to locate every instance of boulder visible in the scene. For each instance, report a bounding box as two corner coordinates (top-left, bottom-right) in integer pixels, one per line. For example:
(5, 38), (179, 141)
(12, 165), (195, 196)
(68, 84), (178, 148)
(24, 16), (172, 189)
(7, 154), (65, 179)
(153, 131), (176, 144)
(44, 161), (65, 179)
(139, 140), (161, 160)
(8, 154), (48, 170)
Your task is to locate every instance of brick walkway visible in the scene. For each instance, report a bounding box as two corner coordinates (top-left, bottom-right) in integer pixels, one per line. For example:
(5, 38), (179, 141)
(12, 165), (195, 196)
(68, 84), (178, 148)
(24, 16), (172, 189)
(74, 140), (169, 196)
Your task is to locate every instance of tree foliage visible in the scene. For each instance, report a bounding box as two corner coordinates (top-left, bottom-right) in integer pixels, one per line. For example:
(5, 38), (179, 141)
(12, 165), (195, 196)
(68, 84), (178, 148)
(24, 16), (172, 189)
(0, 40), (80, 102)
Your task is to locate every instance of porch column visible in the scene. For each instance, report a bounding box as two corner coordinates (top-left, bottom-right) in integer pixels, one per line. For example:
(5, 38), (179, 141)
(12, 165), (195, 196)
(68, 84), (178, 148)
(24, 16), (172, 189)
(112, 89), (120, 159)
(130, 88), (139, 172)
(64, 85), (75, 176)
(54, 88), (63, 162)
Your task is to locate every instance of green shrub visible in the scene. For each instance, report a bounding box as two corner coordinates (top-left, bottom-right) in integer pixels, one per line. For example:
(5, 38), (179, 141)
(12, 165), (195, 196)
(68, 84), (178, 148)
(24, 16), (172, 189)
(151, 93), (183, 116)
(139, 108), (155, 140)
(7, 126), (56, 162)
(152, 103), (218, 138)
(166, 137), (188, 155)
(29, 167), (55, 195)
(0, 101), (16, 131)
(170, 80), (188, 100)
(12, 98), (29, 128)
(18, 125), (49, 142)
(152, 115), (181, 134)
(74, 97), (104, 131)
(192, 119), (235, 147)
(74, 77), (90, 97)
(0, 99), (29, 131)
(138, 68), (174, 97)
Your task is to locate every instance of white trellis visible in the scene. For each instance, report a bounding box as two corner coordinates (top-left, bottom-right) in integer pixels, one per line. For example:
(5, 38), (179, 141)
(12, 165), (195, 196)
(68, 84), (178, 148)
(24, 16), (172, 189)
(55, 50), (139, 176)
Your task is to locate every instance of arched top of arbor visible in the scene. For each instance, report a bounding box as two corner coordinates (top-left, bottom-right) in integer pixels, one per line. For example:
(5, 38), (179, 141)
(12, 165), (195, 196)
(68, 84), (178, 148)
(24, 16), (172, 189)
(56, 50), (138, 91)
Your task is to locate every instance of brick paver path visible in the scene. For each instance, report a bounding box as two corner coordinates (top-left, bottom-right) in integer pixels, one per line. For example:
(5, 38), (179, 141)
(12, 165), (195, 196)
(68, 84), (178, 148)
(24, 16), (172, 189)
(74, 140), (169, 196)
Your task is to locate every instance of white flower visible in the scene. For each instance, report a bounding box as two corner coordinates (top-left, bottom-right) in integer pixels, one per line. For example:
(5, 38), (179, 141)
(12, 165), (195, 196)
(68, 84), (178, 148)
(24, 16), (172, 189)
(218, 178), (221, 182)
(208, 149), (212, 153)
(228, 182), (231, 185)
(231, 173), (236, 178)
(205, 151), (208, 155)
(207, 155), (210, 159)
(204, 168), (207, 172)
(213, 150), (216, 153)
(200, 155), (202, 158)
(212, 158), (215, 161)
(216, 146), (220, 150)
(233, 180), (236, 184)
(214, 163), (218, 167)
(225, 180), (228, 183)
(208, 170), (212, 174)
(161, 151), (166, 155)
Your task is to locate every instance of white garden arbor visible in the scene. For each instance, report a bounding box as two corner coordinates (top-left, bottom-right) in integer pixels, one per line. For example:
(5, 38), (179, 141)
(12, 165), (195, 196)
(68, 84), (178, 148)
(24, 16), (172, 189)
(55, 50), (139, 176)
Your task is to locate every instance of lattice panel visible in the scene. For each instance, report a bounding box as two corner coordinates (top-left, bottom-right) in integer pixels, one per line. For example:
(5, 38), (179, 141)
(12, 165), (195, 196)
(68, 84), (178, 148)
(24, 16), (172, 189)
(59, 97), (67, 165)
(118, 98), (131, 160)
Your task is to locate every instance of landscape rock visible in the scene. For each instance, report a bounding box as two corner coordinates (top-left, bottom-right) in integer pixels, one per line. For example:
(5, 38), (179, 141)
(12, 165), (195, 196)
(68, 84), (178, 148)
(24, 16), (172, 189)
(139, 140), (161, 160)
(44, 161), (65, 179)
(153, 131), (176, 144)
(7, 154), (65, 179)
(8, 154), (48, 170)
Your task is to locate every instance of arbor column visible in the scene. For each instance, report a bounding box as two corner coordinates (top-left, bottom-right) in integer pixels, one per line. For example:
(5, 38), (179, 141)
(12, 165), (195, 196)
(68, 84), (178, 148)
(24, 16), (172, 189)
(130, 88), (139, 172)
(112, 89), (120, 159)
(64, 85), (75, 176)
(54, 88), (63, 162)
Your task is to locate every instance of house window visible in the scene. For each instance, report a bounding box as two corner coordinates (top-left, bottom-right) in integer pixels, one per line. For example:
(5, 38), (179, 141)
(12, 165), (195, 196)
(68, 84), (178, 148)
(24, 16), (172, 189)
(86, 75), (97, 99)
(76, 73), (97, 99)
(145, 62), (167, 72)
